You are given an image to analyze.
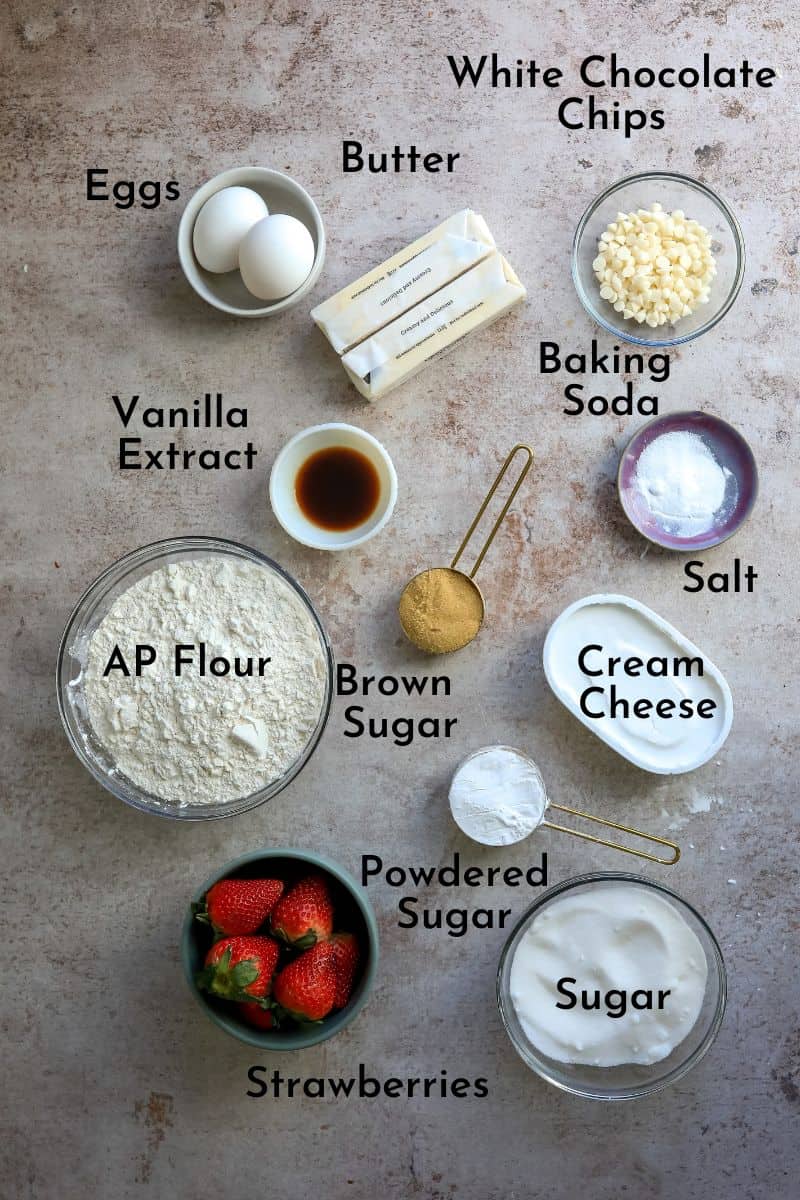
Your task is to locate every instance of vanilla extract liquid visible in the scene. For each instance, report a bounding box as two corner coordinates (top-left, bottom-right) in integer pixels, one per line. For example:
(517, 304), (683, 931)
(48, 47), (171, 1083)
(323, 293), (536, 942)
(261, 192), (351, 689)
(295, 446), (381, 531)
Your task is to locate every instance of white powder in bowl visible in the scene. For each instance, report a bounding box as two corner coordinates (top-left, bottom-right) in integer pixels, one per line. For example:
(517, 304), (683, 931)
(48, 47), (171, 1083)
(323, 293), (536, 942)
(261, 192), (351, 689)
(449, 746), (547, 846)
(635, 430), (734, 537)
(83, 556), (328, 806)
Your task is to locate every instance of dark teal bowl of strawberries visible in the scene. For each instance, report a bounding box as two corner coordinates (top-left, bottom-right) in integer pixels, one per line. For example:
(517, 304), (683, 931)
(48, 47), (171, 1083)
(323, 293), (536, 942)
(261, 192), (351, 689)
(182, 849), (379, 1048)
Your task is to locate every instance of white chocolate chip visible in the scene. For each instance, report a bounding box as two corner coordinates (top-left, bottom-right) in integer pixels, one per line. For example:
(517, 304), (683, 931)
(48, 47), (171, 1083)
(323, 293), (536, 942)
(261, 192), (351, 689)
(593, 203), (716, 328)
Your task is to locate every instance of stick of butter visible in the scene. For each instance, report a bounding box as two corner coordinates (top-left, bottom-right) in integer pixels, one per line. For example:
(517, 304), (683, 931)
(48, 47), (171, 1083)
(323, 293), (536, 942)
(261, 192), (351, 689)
(340, 252), (526, 401)
(312, 210), (496, 354)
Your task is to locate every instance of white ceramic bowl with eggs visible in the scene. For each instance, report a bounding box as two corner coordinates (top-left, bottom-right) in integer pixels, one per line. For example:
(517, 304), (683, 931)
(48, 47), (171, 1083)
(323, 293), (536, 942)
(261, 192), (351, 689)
(177, 166), (326, 317)
(270, 423), (398, 551)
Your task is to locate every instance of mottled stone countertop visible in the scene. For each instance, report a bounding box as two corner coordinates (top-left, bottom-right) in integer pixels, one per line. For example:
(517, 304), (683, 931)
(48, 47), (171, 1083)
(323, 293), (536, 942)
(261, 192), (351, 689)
(2, 1), (798, 1197)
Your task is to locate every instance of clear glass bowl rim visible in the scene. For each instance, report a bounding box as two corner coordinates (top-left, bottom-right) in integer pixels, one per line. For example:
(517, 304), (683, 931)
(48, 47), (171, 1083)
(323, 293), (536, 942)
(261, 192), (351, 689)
(571, 170), (745, 348)
(496, 870), (727, 1101)
(56, 535), (334, 821)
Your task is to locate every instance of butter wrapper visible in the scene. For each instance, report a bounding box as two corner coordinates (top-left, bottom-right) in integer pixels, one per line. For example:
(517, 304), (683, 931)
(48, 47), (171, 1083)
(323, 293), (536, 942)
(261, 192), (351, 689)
(311, 210), (496, 354)
(341, 252), (526, 400)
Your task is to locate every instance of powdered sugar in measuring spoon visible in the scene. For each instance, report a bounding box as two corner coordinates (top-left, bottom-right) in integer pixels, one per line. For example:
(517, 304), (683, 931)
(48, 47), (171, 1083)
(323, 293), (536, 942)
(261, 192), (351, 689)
(449, 746), (679, 864)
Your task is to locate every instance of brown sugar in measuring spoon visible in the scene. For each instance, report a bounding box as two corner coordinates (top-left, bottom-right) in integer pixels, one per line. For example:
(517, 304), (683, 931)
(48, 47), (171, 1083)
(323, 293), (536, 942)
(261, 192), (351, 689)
(399, 444), (534, 653)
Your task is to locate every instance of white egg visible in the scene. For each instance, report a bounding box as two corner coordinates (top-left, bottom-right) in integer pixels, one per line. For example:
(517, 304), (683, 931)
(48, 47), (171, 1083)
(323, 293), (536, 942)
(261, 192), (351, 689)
(238, 214), (315, 301)
(192, 187), (269, 274)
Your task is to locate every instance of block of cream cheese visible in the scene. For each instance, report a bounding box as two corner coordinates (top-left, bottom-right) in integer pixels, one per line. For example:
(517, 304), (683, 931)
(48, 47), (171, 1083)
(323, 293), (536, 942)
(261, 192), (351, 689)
(543, 594), (733, 774)
(340, 252), (525, 400)
(311, 210), (496, 354)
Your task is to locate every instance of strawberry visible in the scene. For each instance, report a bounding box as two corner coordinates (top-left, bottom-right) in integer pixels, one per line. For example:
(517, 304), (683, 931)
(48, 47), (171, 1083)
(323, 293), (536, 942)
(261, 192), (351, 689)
(238, 1002), (277, 1030)
(196, 935), (280, 1003)
(328, 932), (360, 1009)
(270, 874), (334, 949)
(194, 877), (284, 936)
(273, 941), (337, 1022)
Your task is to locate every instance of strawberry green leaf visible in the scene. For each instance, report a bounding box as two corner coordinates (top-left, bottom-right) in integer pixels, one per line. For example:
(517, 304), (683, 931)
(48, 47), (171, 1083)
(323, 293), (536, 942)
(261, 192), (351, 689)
(230, 962), (260, 989)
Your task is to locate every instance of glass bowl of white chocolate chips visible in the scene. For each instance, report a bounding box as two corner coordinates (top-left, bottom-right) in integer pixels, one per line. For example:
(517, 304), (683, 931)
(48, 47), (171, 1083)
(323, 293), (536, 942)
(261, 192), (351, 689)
(57, 536), (333, 820)
(572, 171), (745, 347)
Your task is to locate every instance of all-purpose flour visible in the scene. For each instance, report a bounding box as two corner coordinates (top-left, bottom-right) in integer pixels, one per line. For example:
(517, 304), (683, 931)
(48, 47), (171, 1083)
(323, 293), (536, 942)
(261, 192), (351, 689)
(83, 556), (327, 806)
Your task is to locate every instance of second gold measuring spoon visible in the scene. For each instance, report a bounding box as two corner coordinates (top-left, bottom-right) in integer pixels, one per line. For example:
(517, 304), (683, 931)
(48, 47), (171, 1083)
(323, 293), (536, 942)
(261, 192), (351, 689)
(398, 444), (534, 653)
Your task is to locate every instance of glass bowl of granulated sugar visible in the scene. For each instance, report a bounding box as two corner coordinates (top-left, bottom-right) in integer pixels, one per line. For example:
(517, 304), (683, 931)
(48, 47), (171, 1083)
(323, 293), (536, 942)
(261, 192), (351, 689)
(57, 537), (333, 819)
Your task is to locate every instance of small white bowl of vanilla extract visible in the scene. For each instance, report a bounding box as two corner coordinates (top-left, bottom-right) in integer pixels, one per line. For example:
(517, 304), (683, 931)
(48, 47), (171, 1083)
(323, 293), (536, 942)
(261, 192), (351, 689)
(269, 423), (398, 550)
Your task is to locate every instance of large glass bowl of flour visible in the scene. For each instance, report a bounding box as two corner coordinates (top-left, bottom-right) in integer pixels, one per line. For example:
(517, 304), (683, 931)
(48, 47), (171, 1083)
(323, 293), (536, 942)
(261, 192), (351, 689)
(57, 537), (333, 819)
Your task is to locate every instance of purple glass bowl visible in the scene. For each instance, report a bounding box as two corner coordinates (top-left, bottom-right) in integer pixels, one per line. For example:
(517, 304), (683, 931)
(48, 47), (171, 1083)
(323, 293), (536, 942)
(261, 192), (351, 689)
(618, 411), (758, 551)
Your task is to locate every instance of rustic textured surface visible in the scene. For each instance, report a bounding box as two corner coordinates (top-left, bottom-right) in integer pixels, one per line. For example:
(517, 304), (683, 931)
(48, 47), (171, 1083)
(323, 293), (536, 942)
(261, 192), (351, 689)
(2, 2), (798, 1197)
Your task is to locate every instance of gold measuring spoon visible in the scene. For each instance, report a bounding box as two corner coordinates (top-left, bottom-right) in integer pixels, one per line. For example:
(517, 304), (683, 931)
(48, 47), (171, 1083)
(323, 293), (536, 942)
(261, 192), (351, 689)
(541, 798), (680, 865)
(399, 444), (534, 653)
(450, 746), (680, 865)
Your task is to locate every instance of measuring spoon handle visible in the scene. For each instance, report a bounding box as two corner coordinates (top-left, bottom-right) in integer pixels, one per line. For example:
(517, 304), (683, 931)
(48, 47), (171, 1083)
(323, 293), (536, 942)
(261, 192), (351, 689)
(450, 444), (534, 580)
(542, 802), (680, 866)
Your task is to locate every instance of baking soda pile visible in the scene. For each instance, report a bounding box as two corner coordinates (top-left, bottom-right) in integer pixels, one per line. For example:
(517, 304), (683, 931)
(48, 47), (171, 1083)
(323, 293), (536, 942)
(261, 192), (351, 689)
(593, 202), (716, 328)
(635, 430), (734, 537)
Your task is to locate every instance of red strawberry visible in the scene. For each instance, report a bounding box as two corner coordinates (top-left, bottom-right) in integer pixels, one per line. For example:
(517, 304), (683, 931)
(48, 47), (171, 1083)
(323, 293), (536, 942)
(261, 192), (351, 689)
(194, 877), (284, 936)
(273, 941), (337, 1022)
(270, 874), (334, 949)
(196, 935), (280, 1003)
(329, 932), (360, 1009)
(238, 1002), (277, 1030)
